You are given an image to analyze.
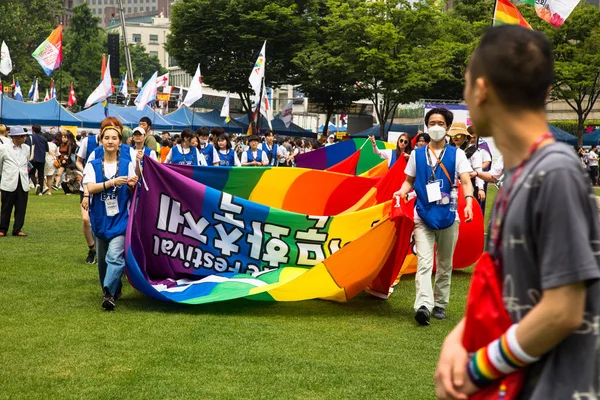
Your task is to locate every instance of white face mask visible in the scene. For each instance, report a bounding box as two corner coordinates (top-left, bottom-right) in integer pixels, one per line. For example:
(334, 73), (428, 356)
(428, 126), (447, 142)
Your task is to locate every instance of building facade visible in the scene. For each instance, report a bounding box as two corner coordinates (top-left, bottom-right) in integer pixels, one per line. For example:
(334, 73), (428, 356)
(73, 0), (176, 27)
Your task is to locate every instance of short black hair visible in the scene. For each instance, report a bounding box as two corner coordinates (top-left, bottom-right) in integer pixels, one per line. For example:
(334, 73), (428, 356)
(469, 25), (554, 110)
(247, 134), (260, 143)
(196, 126), (210, 137)
(211, 127), (225, 137)
(32, 124), (42, 134)
(181, 128), (194, 141)
(217, 133), (232, 149)
(425, 108), (454, 126)
(140, 116), (152, 126)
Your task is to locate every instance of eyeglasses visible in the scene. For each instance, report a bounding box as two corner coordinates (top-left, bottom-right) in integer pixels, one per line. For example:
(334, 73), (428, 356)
(399, 139), (408, 144)
(453, 134), (464, 139)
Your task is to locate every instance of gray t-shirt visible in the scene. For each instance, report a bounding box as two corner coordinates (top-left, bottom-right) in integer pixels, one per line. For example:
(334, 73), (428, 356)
(488, 142), (600, 400)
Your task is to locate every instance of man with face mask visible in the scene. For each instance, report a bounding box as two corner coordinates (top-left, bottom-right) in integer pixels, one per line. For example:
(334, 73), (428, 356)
(196, 127), (216, 166)
(394, 107), (474, 326)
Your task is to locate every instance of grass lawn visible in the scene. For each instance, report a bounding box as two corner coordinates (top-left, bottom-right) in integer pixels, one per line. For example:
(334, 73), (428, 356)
(0, 188), (498, 400)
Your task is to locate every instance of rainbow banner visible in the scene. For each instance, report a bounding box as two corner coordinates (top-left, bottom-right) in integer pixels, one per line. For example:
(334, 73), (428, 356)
(126, 157), (409, 304)
(32, 26), (63, 76)
(295, 139), (395, 175)
(494, 0), (533, 29)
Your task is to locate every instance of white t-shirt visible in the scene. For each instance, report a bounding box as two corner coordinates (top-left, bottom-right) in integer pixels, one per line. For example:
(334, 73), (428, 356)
(240, 149), (269, 165)
(164, 145), (207, 166)
(83, 159), (136, 186)
(76, 135), (96, 161)
(468, 149), (485, 190)
(405, 146), (473, 222)
(215, 149), (241, 166)
(588, 150), (598, 167)
(490, 155), (504, 180)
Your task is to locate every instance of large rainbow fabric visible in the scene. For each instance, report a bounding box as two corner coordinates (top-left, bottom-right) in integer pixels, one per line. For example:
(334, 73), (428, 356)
(295, 139), (395, 175)
(494, 0), (533, 29)
(32, 26), (63, 76)
(126, 157), (410, 304)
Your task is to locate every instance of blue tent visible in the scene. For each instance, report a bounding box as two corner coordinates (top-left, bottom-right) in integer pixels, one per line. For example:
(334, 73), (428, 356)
(163, 106), (213, 130)
(235, 114), (315, 138)
(1, 96), (91, 127)
(567, 129), (600, 146)
(351, 122), (423, 138)
(76, 104), (187, 131)
(118, 105), (187, 131)
(76, 103), (137, 128)
(318, 123), (338, 133)
(549, 124), (576, 142)
(196, 109), (248, 133)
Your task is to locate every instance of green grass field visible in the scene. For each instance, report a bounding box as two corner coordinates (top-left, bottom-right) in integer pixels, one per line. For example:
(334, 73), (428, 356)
(0, 188), (499, 400)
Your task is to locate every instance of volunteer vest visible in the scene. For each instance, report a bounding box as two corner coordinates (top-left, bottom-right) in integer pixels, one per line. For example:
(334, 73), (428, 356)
(261, 143), (278, 166)
(413, 145), (457, 230)
(200, 143), (214, 166)
(131, 145), (153, 167)
(217, 149), (235, 166)
(246, 149), (263, 164)
(171, 145), (198, 165)
(390, 151), (398, 167)
(85, 135), (99, 163)
(89, 156), (132, 241)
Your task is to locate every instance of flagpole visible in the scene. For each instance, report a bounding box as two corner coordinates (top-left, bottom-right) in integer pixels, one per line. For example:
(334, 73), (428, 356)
(58, 66), (63, 129)
(256, 76), (265, 135)
(492, 0), (498, 25)
(191, 100), (195, 130)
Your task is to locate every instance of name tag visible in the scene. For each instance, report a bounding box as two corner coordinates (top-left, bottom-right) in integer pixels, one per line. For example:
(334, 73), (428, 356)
(105, 198), (120, 217)
(426, 181), (442, 203)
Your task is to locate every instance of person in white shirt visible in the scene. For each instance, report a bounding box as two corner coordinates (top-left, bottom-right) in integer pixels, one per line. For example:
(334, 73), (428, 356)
(393, 108), (474, 326)
(241, 135), (269, 166)
(588, 145), (598, 186)
(0, 124), (10, 146)
(0, 126), (32, 237)
(164, 129), (206, 166)
(214, 133), (241, 166)
(261, 131), (286, 167)
(325, 134), (335, 146)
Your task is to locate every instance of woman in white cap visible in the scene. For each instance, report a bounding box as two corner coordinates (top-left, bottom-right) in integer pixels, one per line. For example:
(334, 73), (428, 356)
(0, 126), (31, 237)
(131, 126), (158, 175)
(325, 134), (335, 146)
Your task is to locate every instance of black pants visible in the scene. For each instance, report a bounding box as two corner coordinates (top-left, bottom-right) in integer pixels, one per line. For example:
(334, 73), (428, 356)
(0, 178), (29, 235)
(590, 166), (598, 186)
(29, 161), (45, 187)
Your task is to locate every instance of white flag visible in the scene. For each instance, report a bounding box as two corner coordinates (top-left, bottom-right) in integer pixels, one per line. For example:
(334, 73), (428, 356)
(32, 79), (39, 102)
(156, 72), (169, 87)
(135, 71), (158, 111)
(220, 92), (230, 120)
(182, 64), (202, 107)
(43, 89), (50, 102)
(85, 55), (113, 108)
(119, 74), (128, 97)
(279, 101), (293, 128)
(0, 41), (12, 76)
(248, 41), (266, 102)
(259, 81), (272, 130)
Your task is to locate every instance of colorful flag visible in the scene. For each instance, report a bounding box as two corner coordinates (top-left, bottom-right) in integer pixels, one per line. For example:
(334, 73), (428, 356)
(50, 79), (56, 99)
(67, 82), (76, 107)
(118, 74), (128, 97)
(279, 101), (293, 128)
(156, 72), (169, 87)
(0, 41), (12, 76)
(32, 25), (63, 76)
(14, 80), (23, 101)
(494, 0), (532, 29)
(220, 92), (231, 123)
(85, 55), (113, 108)
(249, 40), (266, 102)
(521, 0), (580, 27)
(182, 64), (202, 107)
(43, 89), (50, 102)
(135, 71), (158, 111)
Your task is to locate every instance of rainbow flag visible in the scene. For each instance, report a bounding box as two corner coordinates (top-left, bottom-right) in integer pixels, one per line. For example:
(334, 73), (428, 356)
(32, 26), (63, 76)
(494, 0), (533, 29)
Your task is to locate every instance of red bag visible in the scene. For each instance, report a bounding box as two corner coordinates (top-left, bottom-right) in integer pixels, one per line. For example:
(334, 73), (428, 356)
(462, 253), (525, 400)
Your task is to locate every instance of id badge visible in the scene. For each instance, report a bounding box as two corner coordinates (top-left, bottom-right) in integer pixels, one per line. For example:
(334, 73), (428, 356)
(426, 181), (442, 203)
(105, 198), (120, 217)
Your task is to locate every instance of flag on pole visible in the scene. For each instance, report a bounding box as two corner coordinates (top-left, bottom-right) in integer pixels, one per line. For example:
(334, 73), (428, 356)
(494, 0), (532, 29)
(44, 89), (50, 102)
(0, 41), (12, 76)
(14, 80), (23, 101)
(135, 71), (158, 111)
(85, 55), (113, 108)
(182, 64), (202, 107)
(137, 76), (142, 90)
(32, 25), (63, 76)
(156, 72), (169, 87)
(118, 74), (128, 97)
(67, 82), (76, 107)
(519, 0), (579, 27)
(28, 78), (39, 102)
(50, 79), (57, 99)
(100, 54), (114, 93)
(249, 41), (266, 103)
(220, 92), (231, 123)
(279, 101), (293, 128)
(260, 81), (272, 130)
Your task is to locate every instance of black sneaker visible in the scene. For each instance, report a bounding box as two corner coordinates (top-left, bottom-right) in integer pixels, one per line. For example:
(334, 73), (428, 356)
(432, 306), (446, 320)
(102, 296), (116, 311)
(415, 306), (430, 326)
(85, 249), (97, 264)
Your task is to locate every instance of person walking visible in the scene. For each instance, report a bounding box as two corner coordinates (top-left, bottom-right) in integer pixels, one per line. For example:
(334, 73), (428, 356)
(587, 145), (598, 186)
(29, 125), (48, 195)
(434, 26), (600, 400)
(0, 126), (32, 237)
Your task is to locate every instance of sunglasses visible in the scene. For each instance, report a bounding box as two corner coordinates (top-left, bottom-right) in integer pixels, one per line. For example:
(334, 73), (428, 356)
(399, 139), (408, 144)
(453, 134), (464, 139)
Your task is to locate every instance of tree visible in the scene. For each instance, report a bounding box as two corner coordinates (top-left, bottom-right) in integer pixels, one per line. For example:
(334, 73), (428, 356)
(522, 4), (600, 146)
(128, 44), (167, 83)
(166, 0), (314, 129)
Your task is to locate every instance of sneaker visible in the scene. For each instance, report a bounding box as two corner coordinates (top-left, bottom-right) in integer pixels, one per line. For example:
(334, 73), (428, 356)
(42, 187), (49, 195)
(85, 249), (97, 264)
(35, 184), (42, 195)
(415, 306), (430, 326)
(102, 295), (116, 311)
(52, 184), (59, 191)
(432, 306), (446, 320)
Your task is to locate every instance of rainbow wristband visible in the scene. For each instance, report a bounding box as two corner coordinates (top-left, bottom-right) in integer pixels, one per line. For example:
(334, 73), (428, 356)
(467, 324), (540, 388)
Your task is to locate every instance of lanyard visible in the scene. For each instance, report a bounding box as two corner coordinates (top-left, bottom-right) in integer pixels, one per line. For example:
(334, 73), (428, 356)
(102, 152), (120, 200)
(180, 145), (190, 164)
(427, 145), (453, 186)
(490, 132), (553, 261)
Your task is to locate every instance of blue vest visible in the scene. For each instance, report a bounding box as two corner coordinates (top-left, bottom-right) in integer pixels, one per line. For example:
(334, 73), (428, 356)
(390, 151), (398, 167)
(200, 143), (214, 166)
(246, 149), (264, 164)
(89, 156), (132, 241)
(413, 145), (457, 230)
(131, 145), (153, 167)
(93, 144), (133, 163)
(261, 143), (278, 166)
(85, 135), (99, 164)
(171, 145), (198, 165)
(217, 149), (235, 166)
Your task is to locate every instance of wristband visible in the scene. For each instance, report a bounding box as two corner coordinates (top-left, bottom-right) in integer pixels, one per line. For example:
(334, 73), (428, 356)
(83, 195), (89, 198)
(464, 195), (474, 200)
